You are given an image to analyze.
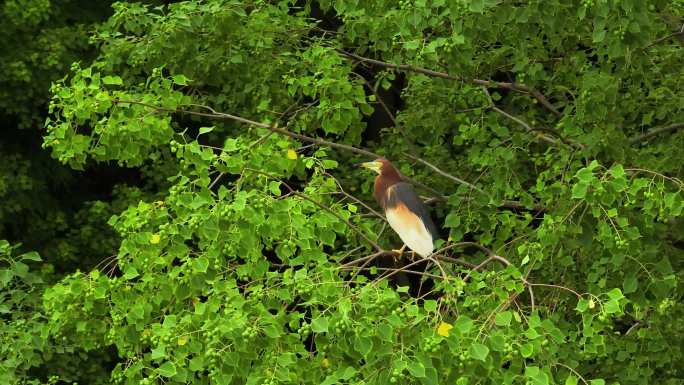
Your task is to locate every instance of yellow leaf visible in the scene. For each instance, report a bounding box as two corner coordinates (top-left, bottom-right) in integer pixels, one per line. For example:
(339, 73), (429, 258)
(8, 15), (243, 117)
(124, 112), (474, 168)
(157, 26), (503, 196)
(437, 321), (453, 337)
(321, 358), (329, 368)
(177, 336), (188, 346)
(286, 149), (297, 160)
(150, 233), (161, 245)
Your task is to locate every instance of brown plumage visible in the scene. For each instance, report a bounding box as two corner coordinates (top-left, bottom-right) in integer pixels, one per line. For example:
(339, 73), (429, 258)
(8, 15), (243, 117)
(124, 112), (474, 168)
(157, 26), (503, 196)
(371, 158), (403, 208)
(360, 158), (438, 257)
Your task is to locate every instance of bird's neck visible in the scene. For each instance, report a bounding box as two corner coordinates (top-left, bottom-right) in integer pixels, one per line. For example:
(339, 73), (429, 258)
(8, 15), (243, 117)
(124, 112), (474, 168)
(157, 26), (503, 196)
(374, 172), (402, 208)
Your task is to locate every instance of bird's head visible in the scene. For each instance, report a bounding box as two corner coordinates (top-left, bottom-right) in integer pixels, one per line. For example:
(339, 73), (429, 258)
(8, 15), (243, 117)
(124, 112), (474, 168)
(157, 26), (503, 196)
(358, 158), (392, 175)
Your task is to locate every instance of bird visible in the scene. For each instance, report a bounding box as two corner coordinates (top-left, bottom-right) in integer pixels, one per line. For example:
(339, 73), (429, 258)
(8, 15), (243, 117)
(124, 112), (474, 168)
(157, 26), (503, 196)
(359, 158), (439, 258)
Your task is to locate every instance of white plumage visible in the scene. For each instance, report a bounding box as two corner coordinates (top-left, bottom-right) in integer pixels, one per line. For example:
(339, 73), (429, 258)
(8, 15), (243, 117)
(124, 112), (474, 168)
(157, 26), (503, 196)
(385, 203), (434, 257)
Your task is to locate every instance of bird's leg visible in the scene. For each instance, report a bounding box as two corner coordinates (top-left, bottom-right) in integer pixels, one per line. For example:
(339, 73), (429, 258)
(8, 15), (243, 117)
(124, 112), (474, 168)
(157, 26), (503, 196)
(392, 244), (407, 256)
(391, 244), (407, 263)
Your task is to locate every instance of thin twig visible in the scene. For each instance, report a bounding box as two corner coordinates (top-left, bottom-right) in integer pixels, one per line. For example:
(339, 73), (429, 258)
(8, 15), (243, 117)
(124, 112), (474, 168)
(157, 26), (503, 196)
(403, 153), (485, 194)
(114, 98), (455, 201)
(554, 363), (589, 385)
(527, 284), (536, 313)
(244, 168), (383, 252)
(480, 88), (580, 149)
(490, 106), (567, 147)
(373, 256), (439, 284)
(324, 172), (385, 220)
(208, 172), (225, 189)
(462, 254), (511, 282)
(435, 255), (477, 269)
(357, 75), (420, 155)
(340, 265), (448, 280)
(528, 283), (582, 299)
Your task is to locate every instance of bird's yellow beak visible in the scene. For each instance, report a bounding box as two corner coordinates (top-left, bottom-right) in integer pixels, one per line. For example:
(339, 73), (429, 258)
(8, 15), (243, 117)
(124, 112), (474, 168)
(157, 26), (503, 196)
(358, 161), (383, 174)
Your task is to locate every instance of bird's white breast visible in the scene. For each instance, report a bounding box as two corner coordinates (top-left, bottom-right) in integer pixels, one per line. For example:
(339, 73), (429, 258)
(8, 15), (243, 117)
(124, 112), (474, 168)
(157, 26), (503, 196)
(385, 202), (434, 257)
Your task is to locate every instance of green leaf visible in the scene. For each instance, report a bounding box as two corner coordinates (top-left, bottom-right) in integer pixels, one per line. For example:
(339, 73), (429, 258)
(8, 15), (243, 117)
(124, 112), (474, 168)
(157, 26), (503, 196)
(172, 74), (189, 85)
(311, 317), (329, 333)
(0, 270), (13, 288)
(269, 181), (281, 196)
(454, 315), (474, 334)
(20, 252), (41, 262)
(606, 288), (624, 300)
(520, 342), (533, 358)
(576, 298), (589, 312)
(468, 343), (489, 361)
(469, 0), (484, 12)
(423, 300), (438, 312)
(571, 183), (588, 199)
(198, 126), (214, 136)
(193, 257), (209, 273)
(444, 212), (460, 228)
(158, 361), (177, 377)
(495, 311), (512, 326)
(565, 375), (579, 385)
(407, 361), (426, 378)
(354, 336), (373, 358)
(525, 366), (550, 385)
(102, 75), (123, 85)
(12, 261), (29, 278)
(623, 275), (638, 294)
(123, 266), (139, 280)
(593, 28), (606, 43)
(151, 345), (166, 360)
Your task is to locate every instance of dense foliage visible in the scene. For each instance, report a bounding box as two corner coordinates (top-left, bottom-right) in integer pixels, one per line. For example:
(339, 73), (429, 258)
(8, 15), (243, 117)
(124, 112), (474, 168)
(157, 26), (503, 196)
(2, 0), (683, 384)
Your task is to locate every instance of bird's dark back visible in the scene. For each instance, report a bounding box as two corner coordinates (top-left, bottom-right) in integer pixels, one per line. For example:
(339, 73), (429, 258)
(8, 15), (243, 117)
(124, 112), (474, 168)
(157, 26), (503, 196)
(385, 182), (439, 240)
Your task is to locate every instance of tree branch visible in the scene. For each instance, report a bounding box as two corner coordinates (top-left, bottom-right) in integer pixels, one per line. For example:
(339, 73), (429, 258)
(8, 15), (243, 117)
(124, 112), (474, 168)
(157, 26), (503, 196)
(338, 50), (561, 117)
(404, 153), (547, 212)
(647, 23), (684, 47)
(244, 168), (383, 253)
(628, 122), (684, 144)
(480, 88), (582, 149)
(114, 98), (544, 212)
(403, 153), (485, 194)
(113, 98), (382, 159)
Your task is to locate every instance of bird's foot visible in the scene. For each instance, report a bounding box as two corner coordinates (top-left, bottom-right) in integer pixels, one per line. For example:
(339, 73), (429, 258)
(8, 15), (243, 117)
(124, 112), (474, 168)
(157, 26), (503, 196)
(391, 245), (407, 263)
(391, 244), (407, 256)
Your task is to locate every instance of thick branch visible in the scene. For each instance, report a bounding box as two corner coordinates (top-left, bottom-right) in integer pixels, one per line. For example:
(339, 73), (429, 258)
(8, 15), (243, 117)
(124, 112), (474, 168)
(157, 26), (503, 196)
(113, 98), (381, 159)
(338, 50), (561, 117)
(647, 23), (684, 47)
(114, 98), (543, 211)
(628, 122), (684, 144)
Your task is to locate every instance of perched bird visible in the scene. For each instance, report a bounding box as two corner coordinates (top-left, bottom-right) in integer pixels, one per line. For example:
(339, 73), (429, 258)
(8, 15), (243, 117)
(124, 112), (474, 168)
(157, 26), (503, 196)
(359, 158), (439, 257)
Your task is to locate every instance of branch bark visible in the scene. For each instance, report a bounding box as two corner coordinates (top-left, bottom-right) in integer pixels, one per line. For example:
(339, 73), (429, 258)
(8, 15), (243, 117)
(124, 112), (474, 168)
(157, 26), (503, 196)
(113, 98), (382, 159)
(113, 98), (543, 212)
(338, 50), (561, 117)
(628, 122), (684, 144)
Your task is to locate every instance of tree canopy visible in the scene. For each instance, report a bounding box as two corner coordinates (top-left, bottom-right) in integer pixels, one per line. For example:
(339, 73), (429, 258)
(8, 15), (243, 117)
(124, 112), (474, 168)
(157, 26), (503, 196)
(1, 1), (683, 384)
